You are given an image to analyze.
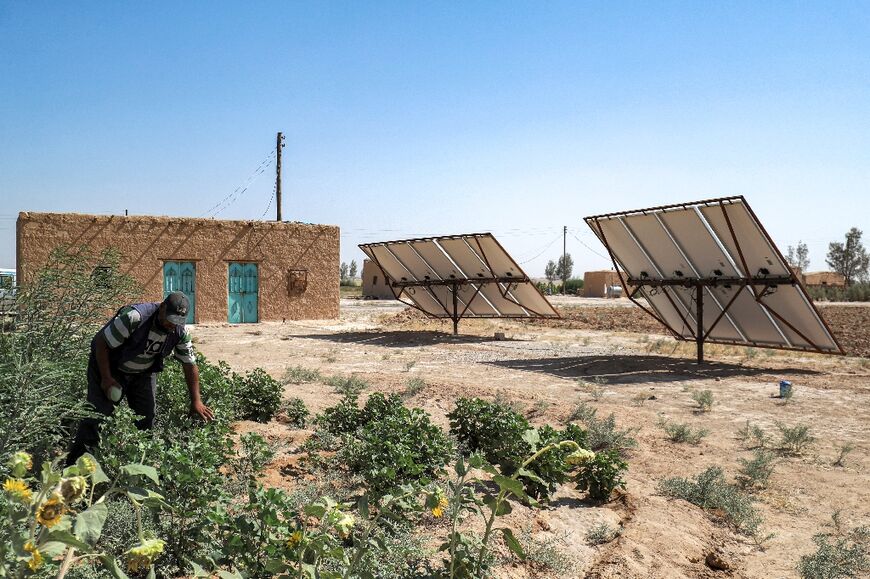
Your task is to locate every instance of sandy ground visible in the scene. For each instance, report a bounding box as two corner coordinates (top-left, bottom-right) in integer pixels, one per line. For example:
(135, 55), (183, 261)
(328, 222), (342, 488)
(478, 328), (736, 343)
(192, 297), (870, 578)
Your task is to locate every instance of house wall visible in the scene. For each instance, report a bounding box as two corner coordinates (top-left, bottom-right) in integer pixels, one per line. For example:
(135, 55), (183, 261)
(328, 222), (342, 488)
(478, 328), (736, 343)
(361, 259), (396, 300)
(803, 271), (846, 287)
(583, 270), (622, 298)
(16, 212), (339, 322)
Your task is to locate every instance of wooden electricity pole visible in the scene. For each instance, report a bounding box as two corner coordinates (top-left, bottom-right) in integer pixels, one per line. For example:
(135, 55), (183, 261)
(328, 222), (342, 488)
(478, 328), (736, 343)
(562, 225), (567, 294)
(276, 132), (284, 221)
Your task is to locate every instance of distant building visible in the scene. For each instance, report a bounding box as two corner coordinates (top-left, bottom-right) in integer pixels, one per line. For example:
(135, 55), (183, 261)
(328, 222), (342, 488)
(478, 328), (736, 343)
(17, 212), (339, 323)
(361, 259), (396, 299)
(803, 271), (846, 288)
(583, 270), (622, 298)
(0, 268), (15, 314)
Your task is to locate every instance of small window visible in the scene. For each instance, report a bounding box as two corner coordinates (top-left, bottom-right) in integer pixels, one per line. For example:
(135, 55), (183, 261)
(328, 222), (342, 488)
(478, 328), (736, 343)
(373, 275), (378, 286)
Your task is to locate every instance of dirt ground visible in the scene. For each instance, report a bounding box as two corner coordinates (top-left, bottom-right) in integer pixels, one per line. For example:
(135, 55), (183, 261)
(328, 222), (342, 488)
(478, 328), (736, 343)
(192, 297), (870, 578)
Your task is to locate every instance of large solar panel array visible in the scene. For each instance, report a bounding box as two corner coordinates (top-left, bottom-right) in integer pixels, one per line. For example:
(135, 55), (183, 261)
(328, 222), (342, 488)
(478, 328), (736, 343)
(359, 233), (558, 333)
(585, 196), (842, 360)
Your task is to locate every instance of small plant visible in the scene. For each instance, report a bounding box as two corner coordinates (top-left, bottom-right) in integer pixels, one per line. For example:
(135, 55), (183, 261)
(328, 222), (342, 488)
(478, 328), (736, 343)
(833, 443), (855, 467)
(578, 377), (607, 401)
(737, 420), (769, 449)
(282, 365), (322, 385)
(776, 422), (815, 455)
(692, 389), (714, 413)
(325, 375), (369, 398)
(630, 392), (649, 407)
(235, 367), (283, 423)
(737, 449), (777, 490)
(403, 377), (426, 399)
(575, 449), (627, 502)
(283, 397), (310, 428)
(448, 398), (532, 473)
(659, 466), (763, 536)
(585, 521), (621, 545)
(519, 527), (577, 574)
(797, 524), (870, 578)
(569, 402), (638, 456)
(659, 419), (709, 445)
(403, 360), (416, 372)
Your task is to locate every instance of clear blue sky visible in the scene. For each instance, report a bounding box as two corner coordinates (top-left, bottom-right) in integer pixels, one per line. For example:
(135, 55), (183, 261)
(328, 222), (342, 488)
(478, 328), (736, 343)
(2, 2), (868, 277)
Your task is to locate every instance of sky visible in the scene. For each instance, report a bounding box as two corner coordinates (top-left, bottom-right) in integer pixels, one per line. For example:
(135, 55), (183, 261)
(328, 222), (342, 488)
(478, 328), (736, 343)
(1, 2), (869, 277)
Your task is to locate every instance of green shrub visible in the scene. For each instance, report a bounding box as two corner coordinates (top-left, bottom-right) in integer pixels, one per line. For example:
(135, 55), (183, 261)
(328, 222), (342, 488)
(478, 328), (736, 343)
(325, 375), (369, 397)
(569, 402), (638, 456)
(660, 419), (709, 445)
(342, 393), (453, 492)
(585, 521), (621, 545)
(523, 423), (589, 499)
(283, 397), (310, 428)
(737, 420), (769, 449)
(403, 377), (427, 399)
(692, 389), (714, 412)
(659, 466), (762, 535)
(797, 526), (870, 578)
(236, 368), (283, 423)
(448, 397), (532, 473)
(777, 422), (815, 455)
(575, 449), (627, 502)
(737, 449), (777, 490)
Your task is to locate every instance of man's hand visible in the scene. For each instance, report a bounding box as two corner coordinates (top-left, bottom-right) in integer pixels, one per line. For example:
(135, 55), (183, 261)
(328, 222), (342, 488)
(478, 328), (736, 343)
(101, 377), (121, 399)
(190, 399), (215, 422)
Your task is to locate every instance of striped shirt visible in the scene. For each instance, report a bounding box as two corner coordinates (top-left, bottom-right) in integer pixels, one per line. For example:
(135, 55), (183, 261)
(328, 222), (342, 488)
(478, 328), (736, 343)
(103, 306), (196, 373)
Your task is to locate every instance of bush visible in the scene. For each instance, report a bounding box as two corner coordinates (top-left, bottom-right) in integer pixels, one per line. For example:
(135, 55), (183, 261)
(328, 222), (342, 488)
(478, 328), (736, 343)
(283, 365), (322, 384)
(737, 449), (777, 490)
(660, 419), (709, 445)
(283, 397), (310, 428)
(325, 375), (369, 398)
(236, 368), (283, 423)
(797, 527), (870, 578)
(575, 449), (627, 502)
(448, 397), (532, 473)
(737, 420), (769, 449)
(341, 393), (453, 493)
(569, 402), (638, 456)
(777, 422), (815, 455)
(563, 278), (585, 295)
(692, 390), (714, 412)
(585, 521), (621, 545)
(659, 466), (762, 535)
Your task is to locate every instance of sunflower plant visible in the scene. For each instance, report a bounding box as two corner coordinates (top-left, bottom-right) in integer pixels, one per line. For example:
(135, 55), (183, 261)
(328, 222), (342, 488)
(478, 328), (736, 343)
(0, 451), (167, 579)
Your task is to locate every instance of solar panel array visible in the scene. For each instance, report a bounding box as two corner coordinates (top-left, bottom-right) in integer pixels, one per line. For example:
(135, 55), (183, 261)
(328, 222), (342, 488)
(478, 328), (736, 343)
(585, 196), (842, 355)
(359, 233), (558, 325)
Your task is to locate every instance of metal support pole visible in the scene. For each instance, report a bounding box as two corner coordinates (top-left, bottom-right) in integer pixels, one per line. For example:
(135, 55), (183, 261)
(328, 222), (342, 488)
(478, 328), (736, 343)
(452, 282), (459, 335)
(276, 132), (283, 221)
(696, 283), (704, 364)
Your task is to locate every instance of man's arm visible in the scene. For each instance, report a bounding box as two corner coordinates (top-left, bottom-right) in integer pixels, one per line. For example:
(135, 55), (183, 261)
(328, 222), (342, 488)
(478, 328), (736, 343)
(182, 362), (214, 421)
(93, 333), (120, 398)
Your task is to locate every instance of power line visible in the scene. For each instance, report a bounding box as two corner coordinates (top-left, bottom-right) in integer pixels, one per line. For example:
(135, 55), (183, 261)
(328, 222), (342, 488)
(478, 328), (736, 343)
(518, 234), (562, 264)
(570, 231), (609, 260)
(200, 148), (277, 218)
(260, 182), (277, 220)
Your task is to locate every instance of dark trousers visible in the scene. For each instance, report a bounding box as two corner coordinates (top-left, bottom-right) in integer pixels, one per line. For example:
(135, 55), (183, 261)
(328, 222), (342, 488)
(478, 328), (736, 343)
(67, 353), (157, 465)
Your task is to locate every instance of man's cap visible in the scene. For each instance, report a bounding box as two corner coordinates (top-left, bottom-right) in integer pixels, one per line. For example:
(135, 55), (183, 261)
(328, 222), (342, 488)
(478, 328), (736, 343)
(163, 291), (189, 325)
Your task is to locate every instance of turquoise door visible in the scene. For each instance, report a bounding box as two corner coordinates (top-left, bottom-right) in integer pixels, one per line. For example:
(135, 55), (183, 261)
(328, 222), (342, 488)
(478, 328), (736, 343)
(228, 263), (259, 323)
(163, 261), (196, 324)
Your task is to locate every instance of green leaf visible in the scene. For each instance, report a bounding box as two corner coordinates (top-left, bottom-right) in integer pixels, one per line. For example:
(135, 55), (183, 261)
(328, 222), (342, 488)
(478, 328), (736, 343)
(40, 541), (68, 557)
(120, 464), (160, 485)
(358, 495), (370, 519)
(126, 487), (170, 510)
(74, 502), (108, 545)
(522, 429), (541, 449)
(483, 494), (512, 516)
(217, 570), (243, 579)
(455, 455), (468, 476)
(493, 475), (527, 499)
(43, 530), (93, 553)
(99, 554), (130, 579)
(91, 460), (110, 486)
(188, 561), (210, 578)
(516, 467), (546, 486)
(500, 527), (526, 560)
(146, 568), (156, 579)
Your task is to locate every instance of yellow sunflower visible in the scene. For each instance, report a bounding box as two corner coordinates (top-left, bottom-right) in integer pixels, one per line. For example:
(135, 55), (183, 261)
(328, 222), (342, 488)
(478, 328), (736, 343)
(24, 541), (43, 571)
(2, 478), (33, 504)
(431, 496), (449, 518)
(287, 530), (303, 548)
(36, 494), (66, 528)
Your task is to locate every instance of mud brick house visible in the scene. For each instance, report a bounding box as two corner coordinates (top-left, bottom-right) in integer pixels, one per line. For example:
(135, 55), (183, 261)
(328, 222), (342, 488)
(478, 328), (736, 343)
(582, 270), (622, 298)
(16, 212), (339, 323)
(361, 259), (396, 300)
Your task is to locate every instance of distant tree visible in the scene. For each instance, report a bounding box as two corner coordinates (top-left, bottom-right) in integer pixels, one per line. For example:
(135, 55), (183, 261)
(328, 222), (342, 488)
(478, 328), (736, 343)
(544, 260), (557, 283)
(786, 241), (810, 272)
(349, 260), (358, 279)
(826, 228), (869, 286)
(555, 254), (574, 292)
(340, 262), (349, 282)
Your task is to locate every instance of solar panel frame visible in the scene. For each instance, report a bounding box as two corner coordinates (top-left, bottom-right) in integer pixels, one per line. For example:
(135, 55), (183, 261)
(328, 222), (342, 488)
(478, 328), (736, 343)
(584, 196), (843, 360)
(359, 233), (558, 333)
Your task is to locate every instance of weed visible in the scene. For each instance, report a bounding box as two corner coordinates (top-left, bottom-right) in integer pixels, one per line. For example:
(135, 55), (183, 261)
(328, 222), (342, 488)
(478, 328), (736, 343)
(744, 347), (758, 360)
(526, 399), (550, 419)
(518, 527), (577, 574)
(569, 402), (638, 456)
(776, 422), (815, 455)
(325, 375), (369, 398)
(797, 524), (870, 578)
(494, 389), (525, 414)
(833, 443), (855, 467)
(578, 376), (607, 401)
(585, 521), (621, 545)
(403, 377), (426, 399)
(630, 392), (649, 407)
(403, 360), (416, 372)
(575, 449), (628, 502)
(283, 365), (322, 385)
(737, 420), (769, 449)
(659, 419), (709, 445)
(381, 353), (391, 361)
(692, 389), (714, 413)
(659, 466), (763, 535)
(737, 449), (777, 490)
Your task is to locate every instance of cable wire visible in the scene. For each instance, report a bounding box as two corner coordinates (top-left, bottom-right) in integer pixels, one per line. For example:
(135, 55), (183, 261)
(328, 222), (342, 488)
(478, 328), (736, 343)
(200, 148), (276, 218)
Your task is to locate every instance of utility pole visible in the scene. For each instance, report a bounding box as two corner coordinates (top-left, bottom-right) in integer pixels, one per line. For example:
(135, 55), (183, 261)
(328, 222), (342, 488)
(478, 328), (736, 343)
(276, 132), (284, 221)
(562, 225), (567, 294)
